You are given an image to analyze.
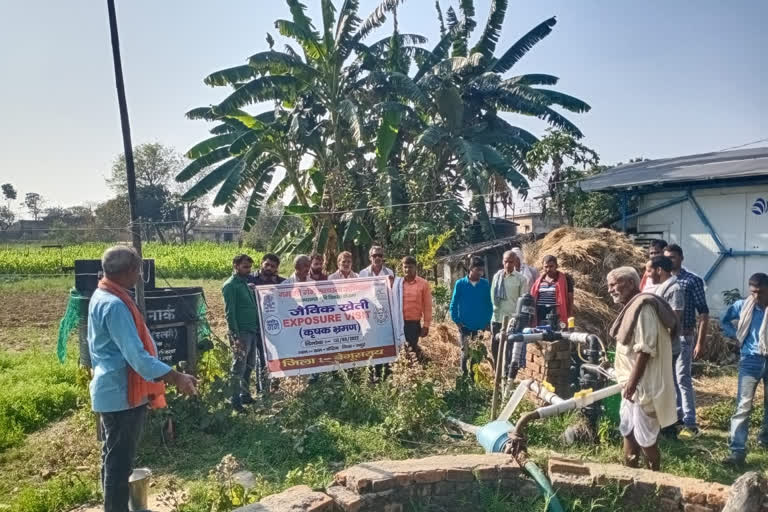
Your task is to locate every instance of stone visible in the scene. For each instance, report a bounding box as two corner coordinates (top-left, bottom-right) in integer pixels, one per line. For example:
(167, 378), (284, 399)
(246, 485), (333, 512)
(326, 485), (363, 512)
(723, 471), (765, 512)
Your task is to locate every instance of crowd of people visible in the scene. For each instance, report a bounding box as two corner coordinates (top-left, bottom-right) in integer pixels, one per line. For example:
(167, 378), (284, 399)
(85, 239), (768, 509)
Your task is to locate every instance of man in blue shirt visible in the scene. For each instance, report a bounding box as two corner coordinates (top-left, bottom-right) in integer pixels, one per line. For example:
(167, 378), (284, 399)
(449, 257), (493, 377)
(664, 244), (709, 438)
(89, 246), (198, 512)
(720, 272), (768, 465)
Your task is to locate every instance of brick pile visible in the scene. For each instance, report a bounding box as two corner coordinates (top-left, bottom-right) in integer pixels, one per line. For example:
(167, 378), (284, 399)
(517, 338), (573, 399)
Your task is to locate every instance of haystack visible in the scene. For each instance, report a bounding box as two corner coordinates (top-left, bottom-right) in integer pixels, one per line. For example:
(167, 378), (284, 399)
(523, 227), (647, 344)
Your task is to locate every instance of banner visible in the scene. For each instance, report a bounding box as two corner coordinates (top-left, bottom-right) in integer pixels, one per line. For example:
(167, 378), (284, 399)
(255, 277), (398, 377)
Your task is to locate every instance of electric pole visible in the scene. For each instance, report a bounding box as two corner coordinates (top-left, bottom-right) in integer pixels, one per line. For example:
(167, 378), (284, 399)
(106, 0), (145, 315)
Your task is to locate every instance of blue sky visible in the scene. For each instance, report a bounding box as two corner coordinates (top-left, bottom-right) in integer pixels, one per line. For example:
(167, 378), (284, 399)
(0, 0), (766, 211)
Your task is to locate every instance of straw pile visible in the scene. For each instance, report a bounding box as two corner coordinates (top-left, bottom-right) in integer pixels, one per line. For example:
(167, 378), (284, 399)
(523, 227), (647, 343)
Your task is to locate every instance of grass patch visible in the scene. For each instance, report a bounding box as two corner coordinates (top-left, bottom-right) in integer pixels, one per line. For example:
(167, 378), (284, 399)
(0, 347), (86, 452)
(6, 473), (98, 512)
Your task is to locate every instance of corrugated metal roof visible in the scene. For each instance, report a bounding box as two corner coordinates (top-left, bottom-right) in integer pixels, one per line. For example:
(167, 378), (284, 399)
(580, 147), (768, 192)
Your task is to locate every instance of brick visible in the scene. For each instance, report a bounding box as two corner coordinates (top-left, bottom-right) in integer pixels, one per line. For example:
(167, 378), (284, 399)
(416, 484), (432, 497)
(556, 350), (571, 360)
(683, 505), (716, 512)
(682, 488), (707, 505)
(659, 497), (682, 511)
(547, 360), (562, 369)
(454, 482), (473, 494)
(256, 485), (333, 512)
(473, 465), (499, 480)
(445, 469), (474, 482)
(413, 470), (444, 484)
(705, 485), (728, 507)
(371, 476), (396, 492)
(433, 481), (454, 496)
(383, 504), (403, 512)
(325, 486), (363, 512)
(548, 458), (591, 476)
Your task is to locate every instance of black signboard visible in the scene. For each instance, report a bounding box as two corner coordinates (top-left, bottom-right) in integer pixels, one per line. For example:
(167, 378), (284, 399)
(149, 324), (188, 364)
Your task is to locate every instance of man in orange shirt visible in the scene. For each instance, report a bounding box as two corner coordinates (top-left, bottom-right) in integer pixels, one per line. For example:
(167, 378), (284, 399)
(398, 255), (433, 352)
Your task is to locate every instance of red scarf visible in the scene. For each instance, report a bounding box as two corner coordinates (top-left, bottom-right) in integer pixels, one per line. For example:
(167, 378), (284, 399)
(98, 278), (167, 409)
(531, 272), (570, 326)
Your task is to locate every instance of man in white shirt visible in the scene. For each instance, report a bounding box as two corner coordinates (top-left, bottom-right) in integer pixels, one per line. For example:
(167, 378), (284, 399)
(359, 246), (394, 278)
(510, 247), (538, 294)
(640, 239), (667, 293)
(328, 251), (358, 280)
(283, 255), (311, 284)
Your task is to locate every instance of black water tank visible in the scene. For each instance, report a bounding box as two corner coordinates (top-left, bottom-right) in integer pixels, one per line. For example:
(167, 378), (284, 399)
(74, 259), (156, 295)
(77, 286), (204, 367)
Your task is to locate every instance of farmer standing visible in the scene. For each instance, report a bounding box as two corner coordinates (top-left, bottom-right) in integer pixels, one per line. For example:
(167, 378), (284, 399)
(392, 255), (433, 353)
(329, 251), (359, 280)
(531, 255), (574, 328)
(89, 246), (197, 512)
(607, 266), (677, 471)
(359, 245), (394, 278)
(283, 255), (312, 284)
(223, 254), (261, 412)
(309, 253), (328, 281)
(664, 243), (709, 439)
(720, 273), (768, 465)
(490, 250), (525, 366)
(248, 253), (285, 285)
(639, 239), (668, 292)
(449, 257), (493, 376)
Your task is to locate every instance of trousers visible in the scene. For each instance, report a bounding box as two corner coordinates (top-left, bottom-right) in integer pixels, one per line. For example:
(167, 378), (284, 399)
(100, 405), (147, 512)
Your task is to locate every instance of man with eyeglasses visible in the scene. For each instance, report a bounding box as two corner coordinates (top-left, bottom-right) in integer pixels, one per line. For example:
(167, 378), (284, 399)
(359, 245), (394, 278)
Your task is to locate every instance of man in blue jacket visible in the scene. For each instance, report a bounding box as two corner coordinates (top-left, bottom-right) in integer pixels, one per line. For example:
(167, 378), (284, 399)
(450, 257), (493, 376)
(721, 272), (768, 465)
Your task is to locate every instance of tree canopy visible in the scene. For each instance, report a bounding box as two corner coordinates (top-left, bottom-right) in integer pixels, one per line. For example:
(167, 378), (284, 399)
(179, 0), (591, 265)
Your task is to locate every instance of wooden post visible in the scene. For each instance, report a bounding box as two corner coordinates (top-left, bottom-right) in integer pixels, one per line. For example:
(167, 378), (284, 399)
(185, 322), (198, 376)
(106, 0), (145, 316)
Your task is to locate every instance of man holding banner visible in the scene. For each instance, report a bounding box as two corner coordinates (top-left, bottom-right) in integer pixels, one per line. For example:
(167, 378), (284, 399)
(392, 256), (432, 354)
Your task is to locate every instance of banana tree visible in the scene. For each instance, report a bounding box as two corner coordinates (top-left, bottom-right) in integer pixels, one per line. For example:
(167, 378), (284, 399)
(413, 0), (591, 239)
(177, 0), (415, 263)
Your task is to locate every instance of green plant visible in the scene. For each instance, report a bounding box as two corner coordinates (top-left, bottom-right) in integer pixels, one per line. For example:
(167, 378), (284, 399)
(431, 284), (450, 322)
(722, 288), (743, 306)
(8, 474), (98, 512)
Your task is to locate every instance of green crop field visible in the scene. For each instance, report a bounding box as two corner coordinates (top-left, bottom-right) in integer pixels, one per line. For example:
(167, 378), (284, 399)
(0, 243), (260, 279)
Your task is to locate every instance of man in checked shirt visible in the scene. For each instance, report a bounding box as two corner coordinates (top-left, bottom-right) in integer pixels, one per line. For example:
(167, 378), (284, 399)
(664, 243), (709, 439)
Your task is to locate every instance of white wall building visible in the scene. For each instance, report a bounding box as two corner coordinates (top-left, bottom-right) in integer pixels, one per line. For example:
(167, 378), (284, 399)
(581, 147), (768, 314)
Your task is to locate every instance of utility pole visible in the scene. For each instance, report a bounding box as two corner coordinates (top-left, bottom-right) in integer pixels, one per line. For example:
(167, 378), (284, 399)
(106, 0), (145, 315)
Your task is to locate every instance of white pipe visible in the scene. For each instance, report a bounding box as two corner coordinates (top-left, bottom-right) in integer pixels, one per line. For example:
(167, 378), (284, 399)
(535, 383), (623, 419)
(497, 379), (532, 422)
(446, 416), (480, 435)
(528, 381), (565, 405)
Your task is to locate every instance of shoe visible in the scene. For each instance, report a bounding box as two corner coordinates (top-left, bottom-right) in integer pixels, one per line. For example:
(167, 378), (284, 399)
(723, 452), (745, 466)
(239, 394), (256, 405)
(678, 427), (701, 440)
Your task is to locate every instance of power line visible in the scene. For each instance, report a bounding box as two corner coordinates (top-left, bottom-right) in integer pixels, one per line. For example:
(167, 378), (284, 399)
(718, 137), (768, 152)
